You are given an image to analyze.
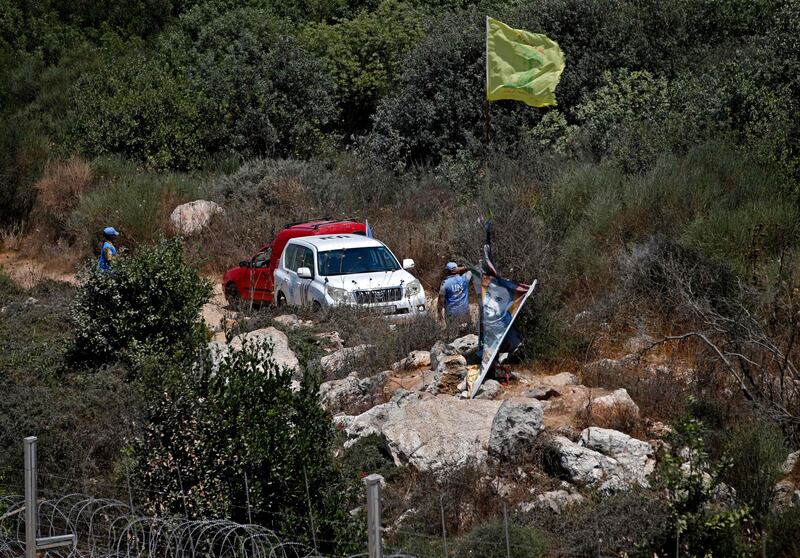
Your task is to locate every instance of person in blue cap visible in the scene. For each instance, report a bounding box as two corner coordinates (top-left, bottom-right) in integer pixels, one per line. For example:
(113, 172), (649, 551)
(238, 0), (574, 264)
(98, 227), (120, 271)
(437, 261), (472, 328)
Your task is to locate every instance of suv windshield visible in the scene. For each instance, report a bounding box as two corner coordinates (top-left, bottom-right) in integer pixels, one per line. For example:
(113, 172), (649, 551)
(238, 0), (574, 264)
(318, 247), (400, 276)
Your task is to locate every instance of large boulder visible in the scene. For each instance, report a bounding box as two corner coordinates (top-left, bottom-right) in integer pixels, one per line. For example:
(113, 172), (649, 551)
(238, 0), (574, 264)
(321, 344), (374, 376)
(584, 388), (640, 422)
(579, 427), (655, 487)
(488, 398), (544, 460)
(170, 200), (223, 235)
(550, 436), (619, 487)
(229, 327), (300, 372)
(550, 427), (654, 491)
(345, 391), (503, 471)
(522, 372), (579, 399)
(319, 371), (389, 415)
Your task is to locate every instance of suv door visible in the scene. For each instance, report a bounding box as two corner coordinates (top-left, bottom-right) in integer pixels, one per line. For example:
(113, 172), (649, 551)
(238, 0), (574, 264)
(283, 244), (315, 305)
(248, 246), (272, 301)
(275, 243), (297, 303)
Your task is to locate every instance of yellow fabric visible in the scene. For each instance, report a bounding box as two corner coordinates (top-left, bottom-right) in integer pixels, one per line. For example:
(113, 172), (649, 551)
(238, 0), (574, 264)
(486, 17), (565, 107)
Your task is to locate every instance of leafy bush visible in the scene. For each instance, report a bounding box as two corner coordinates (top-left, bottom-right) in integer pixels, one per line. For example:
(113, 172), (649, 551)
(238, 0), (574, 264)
(452, 519), (550, 558)
(133, 338), (363, 554)
(302, 0), (424, 132)
(67, 238), (211, 367)
(722, 420), (788, 529)
(69, 54), (207, 170)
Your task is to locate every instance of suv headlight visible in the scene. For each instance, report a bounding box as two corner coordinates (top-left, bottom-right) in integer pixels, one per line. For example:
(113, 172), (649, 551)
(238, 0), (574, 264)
(326, 284), (351, 303)
(405, 279), (421, 297)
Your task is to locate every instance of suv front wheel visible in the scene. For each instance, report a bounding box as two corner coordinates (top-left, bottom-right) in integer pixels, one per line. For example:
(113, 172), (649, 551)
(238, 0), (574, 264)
(276, 292), (287, 307)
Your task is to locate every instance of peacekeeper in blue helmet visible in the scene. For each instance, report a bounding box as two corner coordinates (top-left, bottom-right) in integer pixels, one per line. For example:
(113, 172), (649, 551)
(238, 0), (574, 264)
(98, 227), (120, 271)
(437, 261), (473, 331)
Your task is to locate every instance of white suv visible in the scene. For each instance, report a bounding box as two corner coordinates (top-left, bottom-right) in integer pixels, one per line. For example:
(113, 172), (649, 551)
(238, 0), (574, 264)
(273, 234), (426, 315)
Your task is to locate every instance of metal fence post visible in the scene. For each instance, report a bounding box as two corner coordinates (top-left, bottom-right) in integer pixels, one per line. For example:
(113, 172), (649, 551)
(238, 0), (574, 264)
(363, 474), (384, 558)
(24, 437), (37, 558)
(24, 436), (75, 557)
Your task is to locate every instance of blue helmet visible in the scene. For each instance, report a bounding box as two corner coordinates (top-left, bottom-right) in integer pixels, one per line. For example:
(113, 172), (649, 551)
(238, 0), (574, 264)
(103, 227), (119, 236)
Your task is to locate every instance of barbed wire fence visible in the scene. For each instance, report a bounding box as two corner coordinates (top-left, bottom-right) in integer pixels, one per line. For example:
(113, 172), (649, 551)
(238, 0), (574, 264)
(0, 438), (613, 558)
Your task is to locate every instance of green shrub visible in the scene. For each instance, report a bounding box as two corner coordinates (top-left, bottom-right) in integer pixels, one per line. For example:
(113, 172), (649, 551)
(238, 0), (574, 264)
(452, 519), (550, 558)
(722, 420), (788, 528)
(69, 54), (207, 170)
(67, 238), (211, 367)
(133, 337), (363, 554)
(767, 505), (800, 558)
(302, 0), (424, 132)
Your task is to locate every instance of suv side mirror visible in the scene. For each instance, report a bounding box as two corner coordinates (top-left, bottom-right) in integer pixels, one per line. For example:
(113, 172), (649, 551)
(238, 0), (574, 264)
(297, 267), (313, 279)
(402, 258), (415, 270)
(239, 260), (251, 268)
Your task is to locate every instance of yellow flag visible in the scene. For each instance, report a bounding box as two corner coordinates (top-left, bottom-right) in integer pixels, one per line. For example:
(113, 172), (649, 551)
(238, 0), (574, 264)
(486, 17), (565, 107)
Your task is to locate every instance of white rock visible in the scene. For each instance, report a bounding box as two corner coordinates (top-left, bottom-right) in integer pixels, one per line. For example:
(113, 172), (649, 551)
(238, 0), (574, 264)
(781, 450), (799, 475)
(321, 344), (374, 376)
(230, 327), (300, 371)
(579, 427), (655, 487)
(489, 398), (545, 460)
(426, 352), (468, 395)
(550, 436), (619, 487)
(170, 200), (223, 235)
(430, 340), (460, 371)
(314, 331), (344, 352)
(345, 392), (502, 472)
(527, 490), (585, 514)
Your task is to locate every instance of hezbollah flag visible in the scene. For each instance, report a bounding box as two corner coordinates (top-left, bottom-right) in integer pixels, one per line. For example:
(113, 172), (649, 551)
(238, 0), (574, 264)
(486, 17), (565, 107)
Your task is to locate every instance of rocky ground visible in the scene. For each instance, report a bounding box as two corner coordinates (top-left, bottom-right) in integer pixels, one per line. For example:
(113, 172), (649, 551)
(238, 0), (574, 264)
(198, 292), (800, 517)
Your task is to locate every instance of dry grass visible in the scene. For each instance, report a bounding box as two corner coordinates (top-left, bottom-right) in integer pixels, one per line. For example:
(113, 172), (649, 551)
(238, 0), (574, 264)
(577, 400), (642, 437)
(34, 156), (93, 219)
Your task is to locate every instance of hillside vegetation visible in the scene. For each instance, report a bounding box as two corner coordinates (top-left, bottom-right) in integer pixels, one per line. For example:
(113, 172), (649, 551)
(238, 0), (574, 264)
(2, 0), (800, 555)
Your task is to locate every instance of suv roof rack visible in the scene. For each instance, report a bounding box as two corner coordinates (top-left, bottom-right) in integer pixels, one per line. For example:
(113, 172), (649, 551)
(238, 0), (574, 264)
(283, 218), (359, 230)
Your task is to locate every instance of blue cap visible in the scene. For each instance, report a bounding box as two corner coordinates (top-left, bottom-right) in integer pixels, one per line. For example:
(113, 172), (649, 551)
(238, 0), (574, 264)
(103, 227), (119, 236)
(446, 262), (458, 271)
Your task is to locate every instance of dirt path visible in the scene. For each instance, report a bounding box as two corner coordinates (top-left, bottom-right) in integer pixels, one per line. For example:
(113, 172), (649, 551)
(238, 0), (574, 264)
(0, 250), (79, 288)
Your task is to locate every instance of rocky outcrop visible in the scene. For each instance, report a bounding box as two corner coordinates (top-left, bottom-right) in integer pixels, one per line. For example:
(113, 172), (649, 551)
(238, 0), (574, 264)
(579, 427), (654, 487)
(321, 344), (374, 376)
(392, 350), (431, 371)
(208, 327), (299, 374)
(228, 327), (300, 372)
(519, 490), (585, 514)
(522, 372), (579, 400)
(170, 200), (223, 235)
(488, 399), (545, 461)
(773, 450), (800, 510)
(426, 351), (468, 396)
(430, 340), (460, 371)
(345, 390), (502, 471)
(474, 379), (502, 400)
(584, 388), (640, 420)
(451, 334), (479, 357)
(549, 427), (654, 491)
(320, 371), (389, 415)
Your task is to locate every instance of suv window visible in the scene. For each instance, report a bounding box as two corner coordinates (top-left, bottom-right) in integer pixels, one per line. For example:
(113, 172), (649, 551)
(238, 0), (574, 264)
(283, 245), (298, 270)
(285, 244), (314, 272)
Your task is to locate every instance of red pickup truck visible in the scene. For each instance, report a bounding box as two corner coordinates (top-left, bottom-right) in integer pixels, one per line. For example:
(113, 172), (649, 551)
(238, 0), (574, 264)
(223, 219), (367, 304)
